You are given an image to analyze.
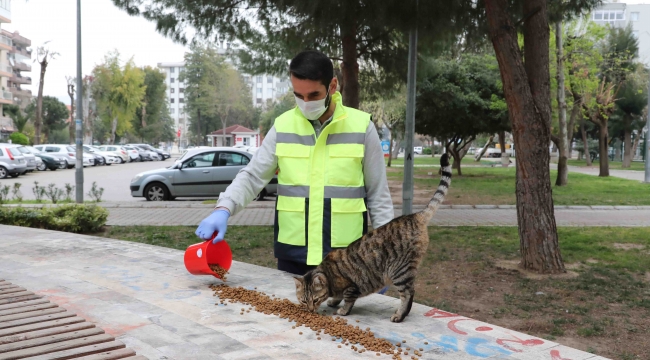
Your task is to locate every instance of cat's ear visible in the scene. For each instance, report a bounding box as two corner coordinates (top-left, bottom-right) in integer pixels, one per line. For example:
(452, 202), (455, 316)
(313, 273), (326, 289)
(293, 277), (303, 289)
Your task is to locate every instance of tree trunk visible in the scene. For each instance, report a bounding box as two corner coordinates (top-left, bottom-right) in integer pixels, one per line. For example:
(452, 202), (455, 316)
(110, 116), (118, 145)
(555, 21), (568, 186)
(391, 132), (401, 159)
(622, 117), (632, 168)
(35, 59), (48, 145)
(340, 21), (360, 109)
(475, 135), (494, 161)
(580, 119), (592, 166)
(485, 0), (564, 273)
(68, 86), (75, 145)
(631, 131), (641, 160)
(498, 130), (509, 167)
(597, 123), (609, 176)
(387, 128), (394, 167)
(449, 149), (462, 176)
(567, 96), (581, 159)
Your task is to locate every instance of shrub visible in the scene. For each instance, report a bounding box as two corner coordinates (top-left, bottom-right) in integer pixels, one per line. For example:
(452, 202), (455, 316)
(87, 182), (104, 202)
(0, 204), (108, 233)
(45, 183), (64, 204)
(8, 132), (29, 145)
(64, 183), (74, 202)
(423, 148), (432, 155)
(32, 181), (45, 203)
(0, 185), (9, 204)
(12, 183), (22, 202)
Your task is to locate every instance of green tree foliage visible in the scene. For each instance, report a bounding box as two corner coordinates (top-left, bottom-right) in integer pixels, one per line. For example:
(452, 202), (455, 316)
(132, 66), (173, 143)
(4, 104), (31, 133)
(259, 91), (295, 135)
(611, 65), (648, 167)
(181, 42), (254, 145)
(415, 54), (510, 175)
(26, 96), (69, 143)
(8, 132), (29, 145)
(91, 51), (146, 144)
(361, 89), (406, 167)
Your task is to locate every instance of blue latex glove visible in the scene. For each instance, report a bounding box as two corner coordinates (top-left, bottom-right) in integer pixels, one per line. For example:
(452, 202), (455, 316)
(195, 209), (230, 243)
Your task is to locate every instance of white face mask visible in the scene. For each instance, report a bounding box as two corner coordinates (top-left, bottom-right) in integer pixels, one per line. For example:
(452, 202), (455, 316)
(295, 88), (330, 120)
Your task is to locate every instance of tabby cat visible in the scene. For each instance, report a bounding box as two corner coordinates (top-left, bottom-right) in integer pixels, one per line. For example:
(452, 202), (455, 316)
(293, 154), (452, 323)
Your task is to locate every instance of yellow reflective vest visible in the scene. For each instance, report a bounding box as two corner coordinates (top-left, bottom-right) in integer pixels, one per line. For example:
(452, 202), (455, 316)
(274, 91), (370, 265)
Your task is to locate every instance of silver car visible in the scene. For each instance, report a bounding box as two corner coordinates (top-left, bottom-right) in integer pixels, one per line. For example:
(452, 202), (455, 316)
(0, 143), (35, 173)
(130, 147), (277, 201)
(0, 145), (27, 179)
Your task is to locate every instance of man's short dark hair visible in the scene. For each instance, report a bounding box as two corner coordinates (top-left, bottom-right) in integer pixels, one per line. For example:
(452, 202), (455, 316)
(289, 50), (333, 88)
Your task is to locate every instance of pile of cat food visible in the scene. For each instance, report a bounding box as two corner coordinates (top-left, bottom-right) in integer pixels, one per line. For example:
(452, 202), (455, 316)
(208, 263), (228, 281)
(210, 284), (425, 359)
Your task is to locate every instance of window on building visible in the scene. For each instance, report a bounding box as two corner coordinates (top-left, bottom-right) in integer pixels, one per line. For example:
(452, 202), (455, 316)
(267, 76), (273, 83)
(179, 88), (184, 93)
(593, 10), (625, 22)
(256, 76), (263, 83)
(257, 88), (262, 94)
(171, 78), (176, 83)
(631, 12), (639, 21)
(171, 88), (175, 93)
(170, 98), (175, 103)
(256, 98), (262, 104)
(170, 67), (175, 73)
(179, 98), (185, 103)
(171, 108), (175, 114)
(632, 30), (639, 39)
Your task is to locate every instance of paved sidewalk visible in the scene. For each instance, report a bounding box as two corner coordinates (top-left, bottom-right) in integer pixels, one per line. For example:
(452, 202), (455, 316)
(0, 225), (605, 360)
(549, 163), (646, 181)
(98, 204), (650, 227)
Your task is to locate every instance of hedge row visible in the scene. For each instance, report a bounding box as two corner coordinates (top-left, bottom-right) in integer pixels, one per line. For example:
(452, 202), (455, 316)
(0, 204), (108, 233)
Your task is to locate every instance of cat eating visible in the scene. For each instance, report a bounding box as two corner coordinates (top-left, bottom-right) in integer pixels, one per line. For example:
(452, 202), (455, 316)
(293, 153), (452, 323)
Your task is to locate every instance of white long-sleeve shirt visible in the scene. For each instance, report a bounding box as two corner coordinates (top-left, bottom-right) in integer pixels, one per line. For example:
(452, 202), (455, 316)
(215, 119), (394, 229)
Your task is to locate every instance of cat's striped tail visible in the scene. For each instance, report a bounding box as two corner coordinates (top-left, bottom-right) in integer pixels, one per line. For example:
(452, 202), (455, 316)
(422, 153), (452, 219)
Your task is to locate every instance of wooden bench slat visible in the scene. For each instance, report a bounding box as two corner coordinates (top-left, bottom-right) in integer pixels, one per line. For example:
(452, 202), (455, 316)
(0, 289), (24, 296)
(0, 312), (76, 330)
(0, 286), (18, 291)
(0, 292), (34, 301)
(0, 322), (95, 345)
(0, 308), (66, 324)
(0, 295), (42, 306)
(0, 300), (50, 312)
(72, 348), (136, 360)
(12, 338), (123, 360)
(0, 303), (57, 317)
(0, 328), (104, 353)
(120, 356), (147, 360)
(0, 317), (86, 338)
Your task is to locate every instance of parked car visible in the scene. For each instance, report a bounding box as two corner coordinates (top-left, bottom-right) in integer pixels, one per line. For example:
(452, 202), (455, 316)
(128, 145), (154, 161)
(95, 145), (129, 163)
(80, 145), (120, 165)
(0, 145), (27, 178)
(413, 146), (423, 155)
(155, 147), (171, 160)
(120, 146), (141, 162)
(130, 147), (277, 201)
(33, 144), (77, 168)
(127, 144), (164, 161)
(23, 146), (67, 170)
(10, 145), (38, 172)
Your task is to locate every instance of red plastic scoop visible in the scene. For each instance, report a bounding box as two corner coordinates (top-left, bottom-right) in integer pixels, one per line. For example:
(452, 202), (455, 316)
(183, 233), (232, 279)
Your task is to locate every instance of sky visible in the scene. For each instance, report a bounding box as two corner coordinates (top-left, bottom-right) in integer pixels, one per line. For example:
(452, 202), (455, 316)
(5, 0), (191, 104)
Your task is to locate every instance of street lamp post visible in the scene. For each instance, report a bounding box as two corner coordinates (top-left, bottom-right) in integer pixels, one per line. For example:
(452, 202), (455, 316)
(75, 0), (84, 202)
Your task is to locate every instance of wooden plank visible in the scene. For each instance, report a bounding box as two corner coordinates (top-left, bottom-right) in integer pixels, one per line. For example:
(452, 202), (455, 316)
(0, 328), (104, 353)
(0, 322), (95, 345)
(0, 286), (18, 291)
(0, 289), (24, 296)
(0, 311), (76, 330)
(0, 292), (34, 301)
(73, 348), (136, 360)
(0, 334), (115, 360)
(0, 308), (66, 323)
(0, 300), (49, 312)
(8, 335), (126, 360)
(0, 317), (86, 338)
(0, 303), (57, 317)
(121, 357), (147, 360)
(0, 295), (42, 306)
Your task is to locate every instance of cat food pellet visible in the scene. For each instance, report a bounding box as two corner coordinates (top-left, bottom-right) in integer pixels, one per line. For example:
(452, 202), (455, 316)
(317, 337), (321, 340)
(208, 264), (228, 280)
(419, 348), (423, 351)
(356, 320), (359, 322)
(407, 347), (410, 350)
(402, 340), (406, 343)
(299, 332), (303, 335)
(424, 342), (428, 345)
(405, 352), (408, 355)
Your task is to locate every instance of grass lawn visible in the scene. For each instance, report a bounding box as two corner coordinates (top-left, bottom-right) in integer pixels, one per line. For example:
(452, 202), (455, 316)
(386, 155), (495, 166)
(98, 225), (650, 359)
(386, 166), (650, 206)
(560, 159), (647, 172)
(0, 200), (99, 205)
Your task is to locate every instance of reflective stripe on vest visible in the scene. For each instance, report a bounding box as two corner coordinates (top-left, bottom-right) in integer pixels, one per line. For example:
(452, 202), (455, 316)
(273, 91), (371, 265)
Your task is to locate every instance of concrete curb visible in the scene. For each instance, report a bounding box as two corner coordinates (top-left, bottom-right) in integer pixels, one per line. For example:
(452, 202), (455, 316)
(0, 203), (641, 210)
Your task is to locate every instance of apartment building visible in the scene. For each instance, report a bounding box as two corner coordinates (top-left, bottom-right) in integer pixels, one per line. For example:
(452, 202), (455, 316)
(0, 0), (12, 140)
(5, 30), (31, 110)
(591, 0), (650, 66)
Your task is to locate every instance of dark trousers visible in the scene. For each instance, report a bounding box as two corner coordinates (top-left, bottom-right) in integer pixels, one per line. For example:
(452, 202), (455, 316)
(278, 259), (316, 276)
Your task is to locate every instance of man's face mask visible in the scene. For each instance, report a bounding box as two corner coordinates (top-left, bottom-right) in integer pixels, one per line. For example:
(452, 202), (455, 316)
(295, 86), (331, 120)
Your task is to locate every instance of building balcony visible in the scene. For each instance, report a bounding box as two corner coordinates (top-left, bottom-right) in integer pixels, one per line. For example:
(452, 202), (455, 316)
(0, 91), (13, 105)
(8, 32), (30, 47)
(9, 87), (31, 98)
(0, 63), (11, 78)
(0, 35), (12, 51)
(11, 46), (31, 58)
(13, 62), (30, 72)
(10, 75), (31, 85)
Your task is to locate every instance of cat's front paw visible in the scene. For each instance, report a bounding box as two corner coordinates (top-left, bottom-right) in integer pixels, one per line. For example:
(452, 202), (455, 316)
(327, 299), (342, 308)
(390, 314), (405, 323)
(336, 307), (350, 316)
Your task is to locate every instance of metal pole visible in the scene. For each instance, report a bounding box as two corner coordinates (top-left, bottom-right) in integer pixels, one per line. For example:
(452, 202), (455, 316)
(645, 78), (650, 183)
(75, 0), (84, 203)
(402, 0), (418, 215)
